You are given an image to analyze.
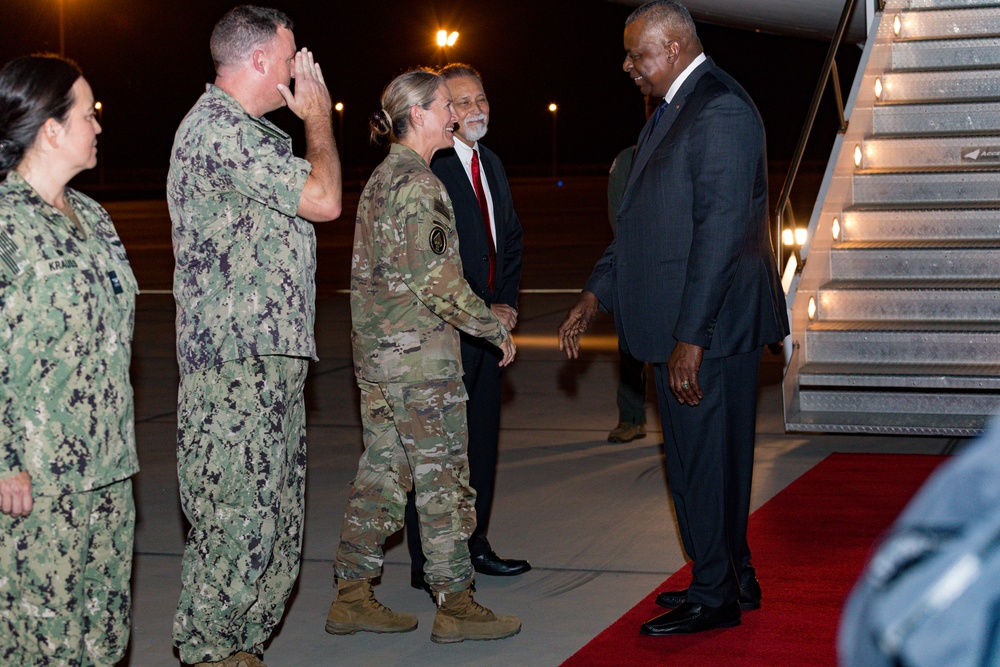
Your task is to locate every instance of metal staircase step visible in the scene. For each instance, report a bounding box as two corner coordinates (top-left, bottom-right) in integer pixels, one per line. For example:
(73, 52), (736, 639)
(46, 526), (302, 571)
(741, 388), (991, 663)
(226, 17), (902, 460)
(880, 69), (1000, 102)
(805, 320), (1000, 364)
(874, 101), (1000, 134)
(892, 37), (1000, 70)
(798, 388), (1000, 416)
(841, 205), (1000, 240)
(896, 7), (1000, 40)
(904, 0), (1000, 9)
(785, 407), (988, 436)
(799, 360), (1000, 389)
(853, 168), (1000, 205)
(816, 279), (1000, 320)
(860, 134), (1000, 167)
(830, 241), (1000, 278)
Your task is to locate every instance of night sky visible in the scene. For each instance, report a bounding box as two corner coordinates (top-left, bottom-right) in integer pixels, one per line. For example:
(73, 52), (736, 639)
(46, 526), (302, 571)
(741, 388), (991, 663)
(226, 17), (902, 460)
(1, 0), (858, 182)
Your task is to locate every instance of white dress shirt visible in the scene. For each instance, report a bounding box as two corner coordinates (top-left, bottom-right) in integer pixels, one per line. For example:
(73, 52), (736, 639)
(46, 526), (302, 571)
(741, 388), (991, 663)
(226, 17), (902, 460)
(451, 138), (497, 248)
(664, 52), (707, 104)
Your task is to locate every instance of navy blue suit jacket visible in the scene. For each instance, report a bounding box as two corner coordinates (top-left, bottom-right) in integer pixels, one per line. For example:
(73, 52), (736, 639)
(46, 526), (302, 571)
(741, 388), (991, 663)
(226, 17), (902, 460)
(586, 58), (788, 362)
(432, 144), (523, 313)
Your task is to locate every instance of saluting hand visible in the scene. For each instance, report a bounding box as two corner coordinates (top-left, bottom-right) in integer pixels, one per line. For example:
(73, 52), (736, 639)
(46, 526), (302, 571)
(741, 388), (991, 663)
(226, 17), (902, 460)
(278, 48), (332, 122)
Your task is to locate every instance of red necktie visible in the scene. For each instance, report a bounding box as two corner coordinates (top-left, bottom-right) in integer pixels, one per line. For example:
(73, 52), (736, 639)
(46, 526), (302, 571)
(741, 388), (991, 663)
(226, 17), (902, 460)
(471, 149), (497, 292)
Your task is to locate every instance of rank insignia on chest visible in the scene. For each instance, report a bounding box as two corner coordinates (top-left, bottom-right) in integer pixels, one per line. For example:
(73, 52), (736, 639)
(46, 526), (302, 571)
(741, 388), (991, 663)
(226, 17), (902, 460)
(429, 226), (447, 255)
(107, 270), (123, 295)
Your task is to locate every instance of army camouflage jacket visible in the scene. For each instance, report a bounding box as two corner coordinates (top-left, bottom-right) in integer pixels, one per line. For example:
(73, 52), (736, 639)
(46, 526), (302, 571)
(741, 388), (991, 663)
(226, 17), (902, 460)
(351, 143), (508, 384)
(169, 84), (317, 375)
(0, 171), (139, 496)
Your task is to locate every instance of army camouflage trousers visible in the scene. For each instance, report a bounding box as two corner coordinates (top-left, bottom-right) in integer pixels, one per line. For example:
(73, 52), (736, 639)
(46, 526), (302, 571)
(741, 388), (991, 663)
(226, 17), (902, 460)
(173, 355), (308, 663)
(335, 379), (477, 594)
(0, 478), (135, 667)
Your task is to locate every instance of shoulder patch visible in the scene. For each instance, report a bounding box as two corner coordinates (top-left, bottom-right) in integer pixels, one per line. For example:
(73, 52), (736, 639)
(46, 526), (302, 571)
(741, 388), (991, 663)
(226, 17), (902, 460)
(429, 226), (447, 255)
(432, 198), (451, 221)
(0, 230), (28, 282)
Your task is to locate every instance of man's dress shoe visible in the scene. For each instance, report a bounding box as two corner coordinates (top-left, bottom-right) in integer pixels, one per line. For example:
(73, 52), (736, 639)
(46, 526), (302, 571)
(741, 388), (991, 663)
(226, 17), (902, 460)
(471, 551), (531, 576)
(640, 600), (741, 636)
(656, 577), (762, 611)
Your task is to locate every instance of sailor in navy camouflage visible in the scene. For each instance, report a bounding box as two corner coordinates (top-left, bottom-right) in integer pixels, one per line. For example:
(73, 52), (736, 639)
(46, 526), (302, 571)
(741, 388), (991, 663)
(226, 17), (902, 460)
(1, 55), (138, 667)
(168, 6), (341, 665)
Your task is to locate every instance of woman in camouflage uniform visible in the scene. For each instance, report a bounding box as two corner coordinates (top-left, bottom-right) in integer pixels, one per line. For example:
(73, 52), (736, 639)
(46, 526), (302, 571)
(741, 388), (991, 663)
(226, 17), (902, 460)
(0, 55), (138, 666)
(325, 68), (521, 644)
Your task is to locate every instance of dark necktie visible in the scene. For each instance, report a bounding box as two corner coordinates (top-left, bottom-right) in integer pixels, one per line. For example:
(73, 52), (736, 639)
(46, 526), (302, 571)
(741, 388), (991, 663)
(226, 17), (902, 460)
(652, 98), (669, 128)
(470, 149), (497, 292)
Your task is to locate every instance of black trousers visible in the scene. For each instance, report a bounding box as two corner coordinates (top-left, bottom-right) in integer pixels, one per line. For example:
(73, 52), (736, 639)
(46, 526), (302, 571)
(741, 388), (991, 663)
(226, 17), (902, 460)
(406, 337), (502, 568)
(652, 347), (762, 607)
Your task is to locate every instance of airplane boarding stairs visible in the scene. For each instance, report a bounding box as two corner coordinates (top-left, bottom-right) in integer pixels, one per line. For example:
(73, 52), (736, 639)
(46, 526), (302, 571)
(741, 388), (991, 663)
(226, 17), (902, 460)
(784, 0), (1000, 435)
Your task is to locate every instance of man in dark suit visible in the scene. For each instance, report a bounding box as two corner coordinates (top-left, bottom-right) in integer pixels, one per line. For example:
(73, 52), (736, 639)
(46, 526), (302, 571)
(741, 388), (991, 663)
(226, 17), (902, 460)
(404, 63), (530, 589)
(559, 0), (788, 635)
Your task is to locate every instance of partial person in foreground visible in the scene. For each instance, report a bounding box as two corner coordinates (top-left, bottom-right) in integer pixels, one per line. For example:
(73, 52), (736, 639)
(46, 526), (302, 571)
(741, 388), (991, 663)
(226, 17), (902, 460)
(840, 420), (1000, 667)
(558, 0), (788, 635)
(0, 54), (139, 666)
(404, 63), (529, 591)
(168, 6), (342, 666)
(325, 67), (520, 645)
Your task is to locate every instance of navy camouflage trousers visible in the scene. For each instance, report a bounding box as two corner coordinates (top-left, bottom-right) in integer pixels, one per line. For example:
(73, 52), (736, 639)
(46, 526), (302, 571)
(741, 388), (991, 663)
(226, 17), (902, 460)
(173, 355), (308, 663)
(0, 478), (135, 667)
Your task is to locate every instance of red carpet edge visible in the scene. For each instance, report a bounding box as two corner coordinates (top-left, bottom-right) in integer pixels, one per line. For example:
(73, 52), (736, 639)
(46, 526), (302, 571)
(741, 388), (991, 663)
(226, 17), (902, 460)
(560, 453), (946, 667)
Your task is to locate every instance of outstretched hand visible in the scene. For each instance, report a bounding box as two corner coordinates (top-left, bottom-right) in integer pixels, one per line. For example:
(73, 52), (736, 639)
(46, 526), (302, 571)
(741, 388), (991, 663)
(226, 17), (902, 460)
(278, 48), (332, 122)
(557, 291), (599, 359)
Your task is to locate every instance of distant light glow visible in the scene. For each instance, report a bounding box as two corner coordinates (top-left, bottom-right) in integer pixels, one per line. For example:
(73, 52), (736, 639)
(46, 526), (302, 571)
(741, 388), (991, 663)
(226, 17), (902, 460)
(795, 227), (807, 246)
(832, 217), (841, 241)
(782, 229), (795, 246)
(557, 180), (564, 187)
(437, 30), (459, 47)
(874, 77), (883, 99)
(893, 15), (901, 35)
(94, 101), (102, 111)
(548, 103), (558, 112)
(808, 296), (817, 320)
(335, 102), (343, 112)
(854, 144), (862, 167)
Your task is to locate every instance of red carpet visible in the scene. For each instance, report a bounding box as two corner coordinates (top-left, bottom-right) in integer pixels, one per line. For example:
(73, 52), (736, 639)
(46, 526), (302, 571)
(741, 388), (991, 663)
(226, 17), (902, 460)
(561, 453), (946, 667)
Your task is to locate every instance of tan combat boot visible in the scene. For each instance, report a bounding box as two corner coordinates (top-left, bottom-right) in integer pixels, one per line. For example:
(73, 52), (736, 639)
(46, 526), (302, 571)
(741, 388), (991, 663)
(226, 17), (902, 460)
(324, 579), (418, 635)
(430, 588), (521, 644)
(193, 651), (265, 667)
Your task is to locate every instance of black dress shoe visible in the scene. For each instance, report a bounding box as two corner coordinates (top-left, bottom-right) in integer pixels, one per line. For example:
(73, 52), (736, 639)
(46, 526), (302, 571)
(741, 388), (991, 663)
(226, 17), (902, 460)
(471, 551), (531, 576)
(656, 578), (762, 611)
(640, 600), (741, 636)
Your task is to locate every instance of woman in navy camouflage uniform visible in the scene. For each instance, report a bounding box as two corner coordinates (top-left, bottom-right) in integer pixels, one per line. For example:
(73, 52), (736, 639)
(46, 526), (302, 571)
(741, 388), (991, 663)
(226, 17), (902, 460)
(0, 55), (138, 666)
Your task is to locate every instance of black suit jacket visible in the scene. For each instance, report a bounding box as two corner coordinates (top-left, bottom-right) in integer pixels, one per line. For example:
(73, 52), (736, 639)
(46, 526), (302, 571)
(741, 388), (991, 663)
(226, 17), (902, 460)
(432, 144), (523, 316)
(586, 58), (788, 362)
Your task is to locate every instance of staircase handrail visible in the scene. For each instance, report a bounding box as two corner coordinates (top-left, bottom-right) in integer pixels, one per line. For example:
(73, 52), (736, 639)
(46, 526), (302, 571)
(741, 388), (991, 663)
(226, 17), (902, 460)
(773, 0), (885, 269)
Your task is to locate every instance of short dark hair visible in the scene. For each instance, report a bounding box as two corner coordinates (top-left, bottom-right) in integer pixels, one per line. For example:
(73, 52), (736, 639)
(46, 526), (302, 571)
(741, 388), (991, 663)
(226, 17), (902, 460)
(438, 63), (483, 87)
(210, 5), (294, 72)
(0, 54), (81, 176)
(626, 0), (698, 44)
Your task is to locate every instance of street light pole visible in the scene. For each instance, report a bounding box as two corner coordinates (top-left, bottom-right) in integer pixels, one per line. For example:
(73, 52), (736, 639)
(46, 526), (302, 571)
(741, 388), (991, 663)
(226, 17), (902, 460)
(94, 101), (104, 184)
(548, 103), (558, 178)
(334, 102), (344, 167)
